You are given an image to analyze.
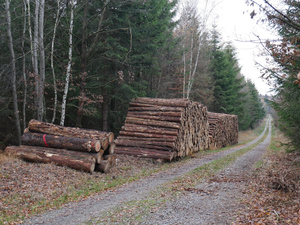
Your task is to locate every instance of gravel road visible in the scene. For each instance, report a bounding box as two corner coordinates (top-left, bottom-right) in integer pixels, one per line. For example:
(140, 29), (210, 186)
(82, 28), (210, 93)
(23, 117), (271, 225)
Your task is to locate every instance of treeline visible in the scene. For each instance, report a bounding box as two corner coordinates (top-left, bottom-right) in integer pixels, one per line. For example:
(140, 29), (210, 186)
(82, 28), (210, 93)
(248, 0), (300, 151)
(0, 0), (265, 146)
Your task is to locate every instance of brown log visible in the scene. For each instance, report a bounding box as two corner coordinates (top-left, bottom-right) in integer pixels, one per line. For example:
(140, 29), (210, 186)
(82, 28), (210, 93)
(115, 139), (175, 149)
(102, 154), (116, 166)
(119, 131), (178, 140)
(128, 106), (184, 112)
(125, 117), (180, 129)
(132, 97), (190, 107)
(95, 160), (111, 173)
(114, 147), (174, 161)
(28, 119), (111, 150)
(5, 145), (96, 173)
(116, 136), (177, 143)
(127, 111), (182, 117)
(21, 132), (101, 152)
(126, 112), (181, 122)
(121, 124), (178, 136)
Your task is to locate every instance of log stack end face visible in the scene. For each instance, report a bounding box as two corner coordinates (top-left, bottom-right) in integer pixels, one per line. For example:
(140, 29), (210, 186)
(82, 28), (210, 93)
(115, 98), (210, 161)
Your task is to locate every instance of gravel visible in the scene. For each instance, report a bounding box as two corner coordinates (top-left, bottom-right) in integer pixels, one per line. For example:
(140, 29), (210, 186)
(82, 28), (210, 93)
(22, 118), (271, 225)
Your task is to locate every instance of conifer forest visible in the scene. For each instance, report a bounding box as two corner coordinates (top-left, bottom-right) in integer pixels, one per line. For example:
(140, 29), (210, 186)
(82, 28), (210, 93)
(1, 0), (298, 151)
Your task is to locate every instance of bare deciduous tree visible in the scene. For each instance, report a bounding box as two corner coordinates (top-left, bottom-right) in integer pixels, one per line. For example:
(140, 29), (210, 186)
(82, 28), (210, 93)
(5, 0), (22, 145)
(60, 0), (75, 126)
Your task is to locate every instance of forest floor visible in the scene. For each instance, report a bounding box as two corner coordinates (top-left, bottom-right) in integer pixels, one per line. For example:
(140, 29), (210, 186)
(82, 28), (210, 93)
(0, 116), (299, 224)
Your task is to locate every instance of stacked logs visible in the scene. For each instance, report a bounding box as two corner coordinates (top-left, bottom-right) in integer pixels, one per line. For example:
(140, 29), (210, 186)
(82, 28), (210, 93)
(114, 98), (209, 161)
(207, 112), (239, 150)
(5, 119), (115, 173)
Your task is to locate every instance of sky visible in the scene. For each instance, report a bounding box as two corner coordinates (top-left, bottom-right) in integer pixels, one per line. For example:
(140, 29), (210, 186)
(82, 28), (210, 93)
(198, 0), (280, 95)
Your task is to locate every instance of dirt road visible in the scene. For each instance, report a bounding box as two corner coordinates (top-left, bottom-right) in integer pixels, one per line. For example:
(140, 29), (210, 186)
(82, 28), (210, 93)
(23, 117), (272, 225)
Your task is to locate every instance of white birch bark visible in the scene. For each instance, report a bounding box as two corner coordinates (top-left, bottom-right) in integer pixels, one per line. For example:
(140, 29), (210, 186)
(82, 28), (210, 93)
(60, 0), (75, 126)
(5, 0), (22, 145)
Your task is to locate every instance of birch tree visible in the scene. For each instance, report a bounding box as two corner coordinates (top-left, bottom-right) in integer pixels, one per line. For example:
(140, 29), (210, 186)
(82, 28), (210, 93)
(60, 0), (75, 126)
(178, 0), (215, 99)
(5, 0), (22, 145)
(51, 0), (63, 123)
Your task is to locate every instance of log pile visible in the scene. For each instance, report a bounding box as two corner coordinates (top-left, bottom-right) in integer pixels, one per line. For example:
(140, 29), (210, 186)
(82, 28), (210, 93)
(114, 98), (209, 161)
(207, 112), (239, 150)
(5, 119), (115, 173)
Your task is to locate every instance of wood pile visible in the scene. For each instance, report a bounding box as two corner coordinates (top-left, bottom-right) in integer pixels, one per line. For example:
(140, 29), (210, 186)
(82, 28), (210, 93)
(207, 112), (239, 150)
(114, 98), (209, 161)
(5, 119), (115, 173)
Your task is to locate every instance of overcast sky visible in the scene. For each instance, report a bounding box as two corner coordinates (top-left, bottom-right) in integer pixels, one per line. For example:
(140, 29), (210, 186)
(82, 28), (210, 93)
(198, 0), (281, 95)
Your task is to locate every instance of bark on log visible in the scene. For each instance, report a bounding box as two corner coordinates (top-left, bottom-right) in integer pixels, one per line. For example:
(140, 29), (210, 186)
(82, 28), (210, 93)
(28, 119), (111, 150)
(21, 132), (101, 152)
(126, 111), (182, 117)
(5, 145), (96, 173)
(119, 131), (178, 140)
(102, 154), (116, 166)
(128, 106), (184, 112)
(115, 139), (175, 149)
(132, 97), (190, 107)
(95, 160), (111, 173)
(121, 124), (178, 136)
(114, 147), (174, 161)
(126, 113), (181, 122)
(125, 117), (180, 129)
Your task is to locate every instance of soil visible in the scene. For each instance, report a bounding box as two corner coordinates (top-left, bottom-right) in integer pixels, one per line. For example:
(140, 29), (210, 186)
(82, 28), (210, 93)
(18, 117), (272, 225)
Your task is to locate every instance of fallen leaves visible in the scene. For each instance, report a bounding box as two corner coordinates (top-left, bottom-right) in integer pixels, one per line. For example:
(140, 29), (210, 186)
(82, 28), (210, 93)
(234, 151), (300, 224)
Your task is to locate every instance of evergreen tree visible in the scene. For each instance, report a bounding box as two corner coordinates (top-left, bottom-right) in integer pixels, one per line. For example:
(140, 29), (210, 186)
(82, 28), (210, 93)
(251, 0), (300, 151)
(209, 29), (244, 117)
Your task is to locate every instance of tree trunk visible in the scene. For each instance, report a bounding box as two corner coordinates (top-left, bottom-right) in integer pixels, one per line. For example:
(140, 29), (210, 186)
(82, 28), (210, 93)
(60, 0), (75, 126)
(37, 0), (45, 121)
(50, 0), (62, 123)
(5, 145), (96, 173)
(33, 0), (40, 119)
(21, 132), (101, 152)
(5, 0), (22, 145)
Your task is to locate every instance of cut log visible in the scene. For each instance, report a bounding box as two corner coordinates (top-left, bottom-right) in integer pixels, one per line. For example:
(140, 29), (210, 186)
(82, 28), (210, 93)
(121, 124), (178, 136)
(21, 132), (101, 152)
(132, 97), (190, 107)
(114, 147), (174, 161)
(119, 131), (178, 140)
(5, 145), (96, 173)
(128, 106), (184, 112)
(126, 113), (181, 122)
(125, 117), (181, 129)
(116, 136), (177, 143)
(28, 119), (111, 150)
(115, 139), (175, 149)
(95, 160), (111, 173)
(207, 112), (238, 150)
(103, 154), (116, 166)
